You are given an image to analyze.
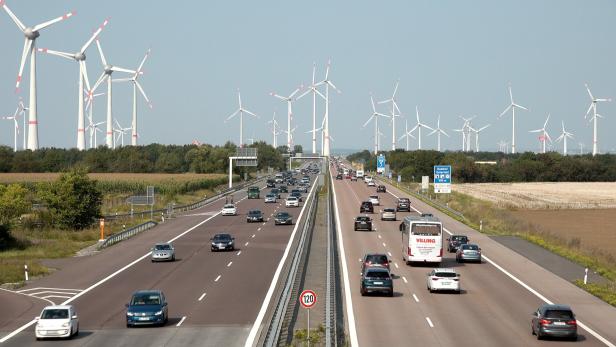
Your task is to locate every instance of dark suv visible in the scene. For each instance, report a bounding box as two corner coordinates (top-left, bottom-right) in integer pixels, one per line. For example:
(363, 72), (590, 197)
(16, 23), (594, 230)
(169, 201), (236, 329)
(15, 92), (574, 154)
(354, 216), (372, 231)
(376, 185), (386, 193)
(360, 201), (374, 213)
(447, 235), (469, 252)
(396, 198), (411, 212)
(361, 253), (390, 274)
(360, 267), (393, 297)
(126, 290), (168, 327)
(531, 304), (577, 341)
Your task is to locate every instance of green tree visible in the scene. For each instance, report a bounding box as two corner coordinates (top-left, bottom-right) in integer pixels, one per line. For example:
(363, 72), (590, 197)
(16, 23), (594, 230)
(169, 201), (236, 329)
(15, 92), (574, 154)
(38, 169), (102, 230)
(0, 184), (29, 226)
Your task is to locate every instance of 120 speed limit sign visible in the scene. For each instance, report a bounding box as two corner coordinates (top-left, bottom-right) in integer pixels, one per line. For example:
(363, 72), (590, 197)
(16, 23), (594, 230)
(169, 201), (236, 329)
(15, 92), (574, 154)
(299, 290), (317, 309)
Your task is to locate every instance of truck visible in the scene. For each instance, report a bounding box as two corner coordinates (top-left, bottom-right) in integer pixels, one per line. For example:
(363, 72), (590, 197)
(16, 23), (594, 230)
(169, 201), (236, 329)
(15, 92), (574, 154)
(247, 186), (260, 199)
(356, 170), (364, 178)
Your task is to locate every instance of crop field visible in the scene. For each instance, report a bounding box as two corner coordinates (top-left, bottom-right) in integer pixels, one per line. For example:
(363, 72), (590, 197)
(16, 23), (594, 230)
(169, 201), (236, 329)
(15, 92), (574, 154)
(0, 173), (226, 184)
(454, 182), (616, 209)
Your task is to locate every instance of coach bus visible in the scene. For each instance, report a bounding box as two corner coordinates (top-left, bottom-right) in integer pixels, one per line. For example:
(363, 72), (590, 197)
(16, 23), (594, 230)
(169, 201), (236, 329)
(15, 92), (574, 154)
(399, 215), (443, 265)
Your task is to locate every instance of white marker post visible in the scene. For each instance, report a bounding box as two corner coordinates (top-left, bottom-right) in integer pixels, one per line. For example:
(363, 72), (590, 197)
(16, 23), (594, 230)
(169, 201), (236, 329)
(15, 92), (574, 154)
(584, 268), (588, 285)
(299, 289), (317, 347)
(24, 264), (28, 282)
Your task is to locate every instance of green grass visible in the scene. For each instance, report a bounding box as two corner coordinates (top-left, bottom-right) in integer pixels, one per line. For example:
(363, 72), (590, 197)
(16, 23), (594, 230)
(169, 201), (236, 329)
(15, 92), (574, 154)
(574, 280), (616, 306)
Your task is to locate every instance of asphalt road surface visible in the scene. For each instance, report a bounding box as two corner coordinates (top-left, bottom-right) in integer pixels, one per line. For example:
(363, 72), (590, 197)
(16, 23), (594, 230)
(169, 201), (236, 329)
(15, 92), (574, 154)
(0, 170), (318, 346)
(330, 165), (616, 347)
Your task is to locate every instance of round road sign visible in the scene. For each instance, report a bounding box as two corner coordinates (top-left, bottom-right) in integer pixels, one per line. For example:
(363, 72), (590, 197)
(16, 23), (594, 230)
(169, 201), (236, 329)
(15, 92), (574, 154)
(299, 290), (317, 309)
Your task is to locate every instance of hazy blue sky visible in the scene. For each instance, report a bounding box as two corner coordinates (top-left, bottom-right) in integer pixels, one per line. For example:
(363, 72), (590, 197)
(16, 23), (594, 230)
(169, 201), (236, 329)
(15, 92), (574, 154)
(1, 1), (615, 153)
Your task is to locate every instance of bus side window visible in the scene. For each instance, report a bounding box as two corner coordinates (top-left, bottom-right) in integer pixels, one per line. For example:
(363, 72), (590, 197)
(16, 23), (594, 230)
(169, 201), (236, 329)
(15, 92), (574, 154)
(399, 222), (405, 232)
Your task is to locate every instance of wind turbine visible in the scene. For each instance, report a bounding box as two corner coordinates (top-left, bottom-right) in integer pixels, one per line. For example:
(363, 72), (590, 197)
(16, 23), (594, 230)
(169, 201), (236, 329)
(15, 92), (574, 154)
(555, 120), (574, 155)
(408, 106), (434, 150)
(113, 49), (152, 146)
(469, 124), (490, 152)
(4, 97), (27, 150)
(529, 113), (552, 154)
(584, 83), (612, 156)
(87, 118), (105, 149)
(1, 111), (19, 151)
(37, 18), (109, 150)
(91, 39), (135, 148)
(226, 88), (258, 147)
(497, 140), (509, 153)
(113, 119), (131, 148)
(2, 1), (75, 150)
(498, 83), (528, 154)
(267, 111), (281, 148)
(85, 89), (105, 149)
(314, 59), (341, 156)
(297, 62), (326, 154)
(397, 118), (416, 151)
(363, 94), (389, 154)
(427, 114), (449, 152)
(271, 86), (302, 152)
(378, 79), (401, 151)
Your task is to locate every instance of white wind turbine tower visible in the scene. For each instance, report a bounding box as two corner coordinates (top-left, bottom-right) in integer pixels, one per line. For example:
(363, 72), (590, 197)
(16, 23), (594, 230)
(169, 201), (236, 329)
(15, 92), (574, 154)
(529, 113), (552, 154)
(1, 111), (19, 151)
(584, 83), (612, 156)
(2, 1), (75, 150)
(469, 124), (490, 152)
(497, 140), (509, 153)
(297, 63), (326, 154)
(378, 79), (401, 151)
(271, 86), (302, 152)
(267, 111), (281, 148)
(460, 116), (476, 151)
(397, 118), (416, 151)
(555, 120), (574, 156)
(409, 106), (434, 150)
(498, 84), (528, 154)
(226, 89), (258, 147)
(91, 39), (136, 148)
(113, 49), (152, 146)
(37, 18), (109, 150)
(363, 94), (390, 154)
(314, 60), (341, 156)
(428, 115), (449, 152)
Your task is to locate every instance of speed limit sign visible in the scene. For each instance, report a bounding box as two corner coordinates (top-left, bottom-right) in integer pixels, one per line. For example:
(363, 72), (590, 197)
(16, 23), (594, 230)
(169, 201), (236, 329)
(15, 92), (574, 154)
(299, 289), (317, 309)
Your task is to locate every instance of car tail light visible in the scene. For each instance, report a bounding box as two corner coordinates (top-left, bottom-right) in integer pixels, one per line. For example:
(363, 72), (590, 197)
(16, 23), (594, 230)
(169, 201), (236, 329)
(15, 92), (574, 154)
(453, 278), (459, 281)
(566, 320), (577, 326)
(540, 319), (551, 326)
(432, 277), (439, 281)
(438, 248), (443, 257)
(408, 247), (413, 256)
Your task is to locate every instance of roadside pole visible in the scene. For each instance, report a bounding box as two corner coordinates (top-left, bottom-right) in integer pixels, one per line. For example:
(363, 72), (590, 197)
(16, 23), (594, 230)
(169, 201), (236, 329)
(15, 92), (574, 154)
(24, 265), (28, 282)
(99, 218), (105, 241)
(299, 290), (317, 347)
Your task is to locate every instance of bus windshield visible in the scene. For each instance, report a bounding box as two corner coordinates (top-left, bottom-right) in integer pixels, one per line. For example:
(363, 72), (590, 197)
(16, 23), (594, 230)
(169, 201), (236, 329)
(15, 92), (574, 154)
(411, 223), (441, 236)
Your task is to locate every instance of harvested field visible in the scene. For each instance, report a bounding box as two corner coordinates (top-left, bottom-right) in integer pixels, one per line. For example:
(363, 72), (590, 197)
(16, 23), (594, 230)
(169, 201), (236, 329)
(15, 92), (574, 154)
(454, 182), (616, 209)
(0, 173), (226, 183)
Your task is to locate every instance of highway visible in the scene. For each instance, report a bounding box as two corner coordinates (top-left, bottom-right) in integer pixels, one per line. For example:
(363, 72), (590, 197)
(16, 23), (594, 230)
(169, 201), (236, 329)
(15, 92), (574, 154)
(0, 170), (318, 346)
(330, 165), (616, 347)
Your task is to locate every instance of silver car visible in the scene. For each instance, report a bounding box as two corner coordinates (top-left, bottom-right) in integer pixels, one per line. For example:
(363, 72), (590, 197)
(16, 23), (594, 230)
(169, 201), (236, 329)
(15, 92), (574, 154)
(380, 208), (396, 221)
(456, 243), (482, 263)
(151, 243), (175, 262)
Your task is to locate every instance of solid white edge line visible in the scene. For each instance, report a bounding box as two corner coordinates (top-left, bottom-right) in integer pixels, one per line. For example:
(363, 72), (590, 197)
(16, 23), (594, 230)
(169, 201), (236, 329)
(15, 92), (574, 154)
(198, 293), (206, 301)
(384, 180), (616, 347)
(413, 294), (419, 302)
(330, 172), (360, 347)
(176, 316), (187, 327)
(426, 317), (434, 328)
(244, 176), (319, 347)
(17, 287), (83, 293)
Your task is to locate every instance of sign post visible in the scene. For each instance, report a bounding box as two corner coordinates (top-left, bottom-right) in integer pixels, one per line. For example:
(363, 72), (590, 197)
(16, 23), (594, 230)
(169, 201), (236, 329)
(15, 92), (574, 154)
(433, 165), (452, 194)
(376, 154), (386, 174)
(299, 289), (317, 347)
(99, 218), (105, 241)
(421, 176), (429, 191)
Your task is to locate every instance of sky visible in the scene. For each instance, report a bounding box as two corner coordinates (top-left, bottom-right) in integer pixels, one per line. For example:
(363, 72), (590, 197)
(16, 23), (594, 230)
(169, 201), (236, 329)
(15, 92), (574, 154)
(1, 0), (615, 154)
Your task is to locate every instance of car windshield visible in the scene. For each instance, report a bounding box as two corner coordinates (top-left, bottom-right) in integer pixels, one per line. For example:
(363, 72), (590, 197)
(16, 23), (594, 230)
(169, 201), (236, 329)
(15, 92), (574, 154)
(249, 210), (261, 215)
(287, 197), (297, 201)
(356, 216), (370, 222)
(434, 272), (457, 278)
(366, 255), (388, 264)
(452, 236), (468, 242)
(277, 213), (290, 218)
(41, 309), (69, 319)
(365, 270), (390, 279)
(154, 244), (171, 250)
(544, 310), (574, 319)
(462, 244), (479, 250)
(362, 202), (372, 206)
(131, 294), (161, 306)
(223, 204), (234, 209)
(266, 194), (275, 198)
(383, 208), (395, 212)
(213, 234), (232, 242)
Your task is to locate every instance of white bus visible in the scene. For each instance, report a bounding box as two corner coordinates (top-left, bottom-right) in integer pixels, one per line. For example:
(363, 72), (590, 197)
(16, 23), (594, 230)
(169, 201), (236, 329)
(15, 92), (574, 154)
(399, 215), (443, 265)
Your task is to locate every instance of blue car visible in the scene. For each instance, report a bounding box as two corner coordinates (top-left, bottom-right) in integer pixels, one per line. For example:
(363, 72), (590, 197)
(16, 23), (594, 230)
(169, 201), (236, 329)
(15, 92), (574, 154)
(126, 290), (168, 327)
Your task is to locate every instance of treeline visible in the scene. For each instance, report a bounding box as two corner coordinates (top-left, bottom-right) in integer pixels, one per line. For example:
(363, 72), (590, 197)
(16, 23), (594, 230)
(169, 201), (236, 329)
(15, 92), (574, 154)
(0, 141), (290, 174)
(347, 150), (616, 182)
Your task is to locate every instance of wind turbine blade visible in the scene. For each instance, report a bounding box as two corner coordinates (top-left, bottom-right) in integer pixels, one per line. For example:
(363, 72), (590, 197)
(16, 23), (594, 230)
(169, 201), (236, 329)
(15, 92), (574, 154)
(111, 66), (136, 74)
(327, 81), (341, 94)
(33, 10), (75, 32)
(513, 103), (528, 111)
(585, 83), (594, 100)
(376, 112), (390, 118)
(244, 109), (258, 118)
(37, 48), (73, 60)
(270, 92), (286, 101)
(415, 105), (420, 122)
(585, 103), (594, 117)
(91, 72), (106, 92)
(80, 60), (91, 91)
(324, 59), (331, 80)
(555, 134), (564, 142)
(289, 87), (302, 99)
(136, 48), (151, 74)
(297, 88), (311, 100)
(370, 95), (377, 112)
(81, 18), (109, 53)
(397, 134), (406, 141)
(377, 99), (392, 105)
(478, 124), (491, 132)
(508, 85), (513, 103)
(15, 38), (33, 90)
(363, 115), (374, 128)
(392, 80), (400, 98)
(135, 80), (151, 105)
(226, 109), (240, 121)
(545, 132), (553, 143)
(422, 124), (435, 131)
(441, 130), (450, 137)
(428, 129), (437, 136)
(112, 78), (132, 82)
(96, 39), (107, 67)
(314, 88), (326, 100)
(409, 124), (419, 133)
(596, 98), (612, 102)
(2, 3), (26, 31)
(529, 129), (542, 133)
(498, 105), (512, 118)
(543, 113), (550, 128)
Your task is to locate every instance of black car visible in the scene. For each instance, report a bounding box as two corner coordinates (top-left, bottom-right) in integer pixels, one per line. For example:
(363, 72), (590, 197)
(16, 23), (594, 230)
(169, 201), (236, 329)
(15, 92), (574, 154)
(396, 198), (411, 212)
(531, 304), (577, 341)
(274, 211), (293, 225)
(376, 185), (386, 193)
(266, 179), (276, 188)
(246, 209), (264, 223)
(126, 290), (168, 327)
(210, 233), (235, 251)
(278, 185), (288, 193)
(360, 267), (393, 297)
(360, 201), (374, 214)
(290, 191), (303, 202)
(336, 173), (343, 180)
(354, 216), (372, 231)
(270, 188), (281, 199)
(447, 235), (469, 252)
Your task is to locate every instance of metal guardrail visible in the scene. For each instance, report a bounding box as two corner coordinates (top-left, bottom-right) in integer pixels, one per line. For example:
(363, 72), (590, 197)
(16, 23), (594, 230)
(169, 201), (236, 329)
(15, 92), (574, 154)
(98, 221), (158, 249)
(325, 174), (338, 346)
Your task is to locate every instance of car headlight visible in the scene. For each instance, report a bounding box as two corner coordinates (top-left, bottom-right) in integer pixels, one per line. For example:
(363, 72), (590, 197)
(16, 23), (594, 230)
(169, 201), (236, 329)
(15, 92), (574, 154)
(61, 322), (70, 327)
(127, 312), (134, 316)
(155, 310), (163, 315)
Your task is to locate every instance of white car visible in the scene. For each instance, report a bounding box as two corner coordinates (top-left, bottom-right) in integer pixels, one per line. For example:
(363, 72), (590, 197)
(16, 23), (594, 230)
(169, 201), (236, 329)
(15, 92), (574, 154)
(221, 204), (237, 216)
(369, 195), (380, 206)
(426, 268), (460, 293)
(367, 181), (376, 187)
(364, 175), (373, 183)
(35, 305), (79, 340)
(264, 194), (277, 203)
(285, 196), (300, 207)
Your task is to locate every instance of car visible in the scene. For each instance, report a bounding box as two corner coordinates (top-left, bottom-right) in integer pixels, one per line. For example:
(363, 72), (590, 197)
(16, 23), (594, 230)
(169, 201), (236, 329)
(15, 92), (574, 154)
(376, 185), (386, 193)
(360, 267), (393, 297)
(290, 191), (303, 202)
(35, 305), (79, 340)
(270, 188), (281, 199)
(421, 213), (434, 217)
(364, 175), (373, 183)
(125, 290), (168, 327)
(221, 204), (237, 216)
(447, 235), (470, 252)
(264, 194), (277, 203)
(354, 216), (372, 231)
(426, 268), (460, 293)
(360, 201), (374, 213)
(285, 196), (300, 207)
(380, 208), (396, 221)
(367, 181), (376, 187)
(274, 211), (293, 225)
(151, 243), (175, 262)
(278, 185), (288, 193)
(368, 195), (380, 206)
(396, 198), (411, 212)
(336, 173), (343, 180)
(456, 243), (482, 263)
(531, 304), (578, 341)
(350, 175), (357, 181)
(361, 253), (390, 274)
(247, 209), (264, 223)
(210, 233), (235, 251)
(266, 179), (276, 188)
(298, 184), (308, 193)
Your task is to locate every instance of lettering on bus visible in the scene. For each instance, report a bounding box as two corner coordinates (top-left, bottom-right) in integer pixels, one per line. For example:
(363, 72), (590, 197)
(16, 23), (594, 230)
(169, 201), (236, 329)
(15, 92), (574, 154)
(417, 238), (436, 244)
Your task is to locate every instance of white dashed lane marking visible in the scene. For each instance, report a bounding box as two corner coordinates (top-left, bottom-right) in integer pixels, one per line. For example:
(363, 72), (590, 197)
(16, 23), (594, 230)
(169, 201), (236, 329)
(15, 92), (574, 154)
(227, 261), (233, 267)
(426, 317), (434, 328)
(214, 275), (221, 282)
(177, 316), (187, 327)
(402, 276), (408, 284)
(236, 251), (242, 256)
(413, 294), (419, 302)
(198, 293), (206, 301)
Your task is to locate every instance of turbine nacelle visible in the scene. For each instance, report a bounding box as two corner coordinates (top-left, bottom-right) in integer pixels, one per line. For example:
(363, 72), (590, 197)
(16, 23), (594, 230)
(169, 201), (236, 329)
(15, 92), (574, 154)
(23, 27), (40, 39)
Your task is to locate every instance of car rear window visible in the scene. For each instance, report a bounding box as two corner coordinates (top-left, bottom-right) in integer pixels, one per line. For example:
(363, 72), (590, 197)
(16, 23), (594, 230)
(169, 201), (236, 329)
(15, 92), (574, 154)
(366, 255), (387, 264)
(545, 310), (574, 319)
(452, 236), (468, 242)
(154, 244), (171, 250)
(41, 309), (69, 319)
(365, 270), (390, 279)
(399, 198), (410, 203)
(356, 216), (370, 221)
(462, 244), (479, 250)
(224, 204), (234, 208)
(383, 208), (395, 212)
(434, 272), (457, 278)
